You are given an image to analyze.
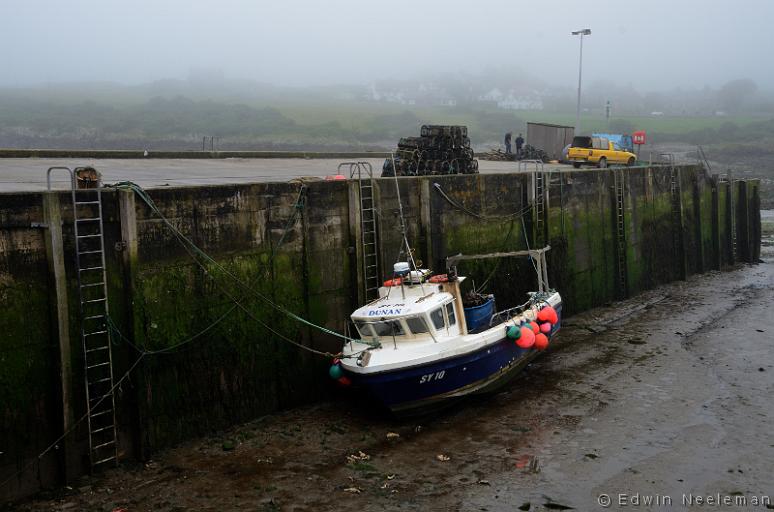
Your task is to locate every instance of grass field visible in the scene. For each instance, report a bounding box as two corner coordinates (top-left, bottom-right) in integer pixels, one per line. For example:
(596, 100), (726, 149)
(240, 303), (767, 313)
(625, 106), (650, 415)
(269, 100), (762, 138)
(502, 110), (760, 133)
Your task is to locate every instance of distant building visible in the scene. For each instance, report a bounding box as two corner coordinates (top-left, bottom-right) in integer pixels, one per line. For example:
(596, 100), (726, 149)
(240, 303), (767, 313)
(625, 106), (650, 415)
(478, 88), (544, 110)
(478, 88), (504, 102)
(367, 82), (457, 107)
(497, 94), (544, 111)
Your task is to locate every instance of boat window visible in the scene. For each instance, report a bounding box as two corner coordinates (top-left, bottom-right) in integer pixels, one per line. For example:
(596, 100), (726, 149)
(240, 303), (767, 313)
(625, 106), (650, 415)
(445, 302), (456, 326)
(406, 316), (429, 335)
(430, 307), (445, 330)
(372, 320), (405, 337)
(354, 321), (374, 338)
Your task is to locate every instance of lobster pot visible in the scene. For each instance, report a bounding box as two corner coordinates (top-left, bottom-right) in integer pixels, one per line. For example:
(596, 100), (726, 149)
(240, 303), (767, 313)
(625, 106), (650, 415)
(383, 125), (478, 177)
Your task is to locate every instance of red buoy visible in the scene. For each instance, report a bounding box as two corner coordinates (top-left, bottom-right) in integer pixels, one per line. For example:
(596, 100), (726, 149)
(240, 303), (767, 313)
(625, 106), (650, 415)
(516, 326), (535, 348)
(383, 278), (402, 286)
(338, 376), (352, 386)
(530, 321), (540, 334)
(534, 333), (549, 351)
(538, 306), (558, 324)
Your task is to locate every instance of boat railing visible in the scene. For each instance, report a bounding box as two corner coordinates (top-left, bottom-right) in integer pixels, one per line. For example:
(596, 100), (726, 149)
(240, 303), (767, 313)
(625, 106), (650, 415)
(489, 302), (530, 327)
(446, 246), (551, 294)
(488, 292), (555, 328)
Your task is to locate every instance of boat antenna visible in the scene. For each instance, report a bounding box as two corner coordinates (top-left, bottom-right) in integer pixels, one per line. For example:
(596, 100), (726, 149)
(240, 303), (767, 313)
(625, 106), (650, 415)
(390, 151), (425, 292)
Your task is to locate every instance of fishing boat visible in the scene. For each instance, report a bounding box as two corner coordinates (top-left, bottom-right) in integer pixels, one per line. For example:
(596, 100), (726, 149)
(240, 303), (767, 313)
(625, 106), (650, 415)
(335, 249), (562, 415)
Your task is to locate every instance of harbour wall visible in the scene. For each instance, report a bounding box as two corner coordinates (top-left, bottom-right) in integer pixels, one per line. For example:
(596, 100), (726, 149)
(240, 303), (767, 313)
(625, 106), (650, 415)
(0, 165), (761, 500)
(0, 149), (391, 159)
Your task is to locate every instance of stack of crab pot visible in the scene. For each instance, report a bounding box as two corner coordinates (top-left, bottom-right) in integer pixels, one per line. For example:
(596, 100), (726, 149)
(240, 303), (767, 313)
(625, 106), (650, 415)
(382, 125), (479, 176)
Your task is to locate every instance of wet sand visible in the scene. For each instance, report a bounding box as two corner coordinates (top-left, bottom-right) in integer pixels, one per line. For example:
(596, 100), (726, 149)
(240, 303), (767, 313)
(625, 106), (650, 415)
(9, 220), (774, 512)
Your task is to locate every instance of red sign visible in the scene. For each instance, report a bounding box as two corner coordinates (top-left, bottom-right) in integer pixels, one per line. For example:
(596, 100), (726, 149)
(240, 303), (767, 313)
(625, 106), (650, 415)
(632, 131), (647, 145)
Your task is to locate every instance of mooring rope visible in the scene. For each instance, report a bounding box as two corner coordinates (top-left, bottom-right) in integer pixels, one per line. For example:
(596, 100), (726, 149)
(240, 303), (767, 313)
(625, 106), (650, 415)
(472, 218), (517, 294)
(432, 182), (533, 221)
(106, 184), (304, 355)
(111, 181), (379, 351)
(0, 353), (146, 491)
(0, 180), (379, 493)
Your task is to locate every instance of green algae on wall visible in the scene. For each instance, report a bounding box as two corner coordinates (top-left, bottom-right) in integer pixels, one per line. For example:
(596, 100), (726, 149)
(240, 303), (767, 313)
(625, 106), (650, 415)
(0, 166), (763, 502)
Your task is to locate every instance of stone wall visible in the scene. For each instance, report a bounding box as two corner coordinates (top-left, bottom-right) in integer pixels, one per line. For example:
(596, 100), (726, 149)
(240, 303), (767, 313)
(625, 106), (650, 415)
(0, 166), (761, 500)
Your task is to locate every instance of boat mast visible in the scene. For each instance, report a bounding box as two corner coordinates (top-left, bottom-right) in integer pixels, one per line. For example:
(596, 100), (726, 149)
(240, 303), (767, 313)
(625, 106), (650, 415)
(390, 152), (425, 294)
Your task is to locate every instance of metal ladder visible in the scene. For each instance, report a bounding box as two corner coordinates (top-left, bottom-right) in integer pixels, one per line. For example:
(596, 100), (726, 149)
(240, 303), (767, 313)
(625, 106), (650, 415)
(518, 160), (547, 245)
(341, 162), (380, 302)
(47, 167), (118, 469)
(718, 171), (736, 259)
(697, 145), (712, 173)
(613, 169), (627, 296)
(533, 171), (547, 245)
(662, 154), (687, 276)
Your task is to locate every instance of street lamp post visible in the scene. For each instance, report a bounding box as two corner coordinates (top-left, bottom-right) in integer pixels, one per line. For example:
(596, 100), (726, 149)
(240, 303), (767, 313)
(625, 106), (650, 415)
(571, 28), (591, 134)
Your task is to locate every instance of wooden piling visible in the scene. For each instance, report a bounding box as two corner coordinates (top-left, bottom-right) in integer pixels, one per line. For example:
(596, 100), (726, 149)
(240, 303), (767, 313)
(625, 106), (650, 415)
(42, 192), (75, 483)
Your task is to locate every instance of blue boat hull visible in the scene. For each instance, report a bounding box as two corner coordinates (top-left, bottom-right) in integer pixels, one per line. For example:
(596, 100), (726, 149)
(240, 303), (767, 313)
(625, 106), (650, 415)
(345, 307), (561, 414)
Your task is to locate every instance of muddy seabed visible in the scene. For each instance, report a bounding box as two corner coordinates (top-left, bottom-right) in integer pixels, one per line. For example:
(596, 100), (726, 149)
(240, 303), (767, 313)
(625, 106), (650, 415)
(12, 226), (774, 512)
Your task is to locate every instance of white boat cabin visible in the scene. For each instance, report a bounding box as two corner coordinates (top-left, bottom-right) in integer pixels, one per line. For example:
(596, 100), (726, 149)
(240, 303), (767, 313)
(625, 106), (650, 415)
(351, 269), (469, 345)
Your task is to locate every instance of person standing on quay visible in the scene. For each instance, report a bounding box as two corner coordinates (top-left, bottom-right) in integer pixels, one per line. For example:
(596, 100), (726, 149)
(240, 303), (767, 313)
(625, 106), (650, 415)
(504, 131), (512, 154)
(515, 133), (525, 157)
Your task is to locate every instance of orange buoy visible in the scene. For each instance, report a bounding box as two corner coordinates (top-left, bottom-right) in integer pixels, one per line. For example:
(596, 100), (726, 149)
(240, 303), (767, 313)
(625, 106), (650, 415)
(538, 306), (558, 324)
(516, 326), (535, 348)
(383, 278), (402, 286)
(428, 274), (449, 283)
(534, 333), (549, 351)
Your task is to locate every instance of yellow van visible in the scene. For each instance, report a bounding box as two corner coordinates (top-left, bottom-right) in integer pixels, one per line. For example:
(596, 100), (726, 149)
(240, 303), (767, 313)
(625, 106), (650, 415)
(567, 136), (637, 168)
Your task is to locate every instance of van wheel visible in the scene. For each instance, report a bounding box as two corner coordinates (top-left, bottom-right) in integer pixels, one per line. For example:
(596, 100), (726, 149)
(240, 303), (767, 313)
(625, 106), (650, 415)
(573, 162), (581, 169)
(598, 157), (608, 169)
(627, 157), (635, 167)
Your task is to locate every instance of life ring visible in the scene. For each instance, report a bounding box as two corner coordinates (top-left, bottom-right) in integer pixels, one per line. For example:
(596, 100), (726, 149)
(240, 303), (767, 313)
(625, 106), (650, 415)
(383, 278), (402, 286)
(428, 274), (449, 283)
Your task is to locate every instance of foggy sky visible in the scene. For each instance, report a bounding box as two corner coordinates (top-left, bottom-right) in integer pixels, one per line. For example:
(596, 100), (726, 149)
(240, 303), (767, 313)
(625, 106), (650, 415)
(2, 0), (772, 91)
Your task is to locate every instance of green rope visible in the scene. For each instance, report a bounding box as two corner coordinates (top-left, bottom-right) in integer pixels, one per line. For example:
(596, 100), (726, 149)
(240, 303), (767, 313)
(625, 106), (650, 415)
(106, 304), (236, 355)
(110, 181), (380, 352)
(433, 182), (533, 221)
(473, 218), (516, 293)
